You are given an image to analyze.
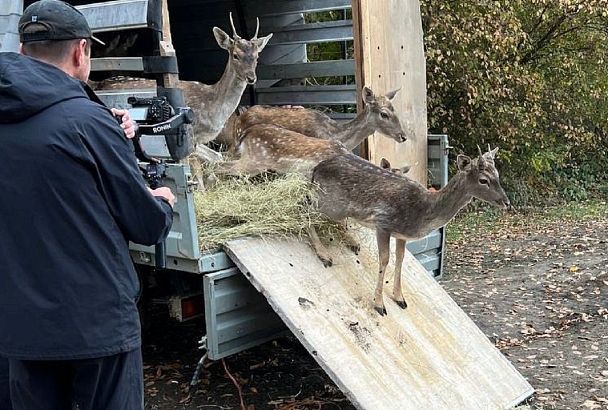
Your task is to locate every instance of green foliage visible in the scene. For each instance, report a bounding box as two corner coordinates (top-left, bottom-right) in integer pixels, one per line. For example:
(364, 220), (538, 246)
(421, 0), (608, 204)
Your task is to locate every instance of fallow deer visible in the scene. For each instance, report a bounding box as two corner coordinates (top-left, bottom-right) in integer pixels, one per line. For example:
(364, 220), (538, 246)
(221, 86), (411, 152)
(217, 124), (350, 176)
(380, 157), (411, 176)
(94, 13), (273, 163)
(310, 146), (511, 315)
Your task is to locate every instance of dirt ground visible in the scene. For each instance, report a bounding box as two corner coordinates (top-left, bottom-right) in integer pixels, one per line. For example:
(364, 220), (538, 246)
(142, 202), (608, 410)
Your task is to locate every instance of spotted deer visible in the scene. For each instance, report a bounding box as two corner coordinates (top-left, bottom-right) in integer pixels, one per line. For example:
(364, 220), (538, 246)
(94, 13), (273, 163)
(216, 124), (350, 176)
(219, 87), (412, 153)
(310, 146), (511, 315)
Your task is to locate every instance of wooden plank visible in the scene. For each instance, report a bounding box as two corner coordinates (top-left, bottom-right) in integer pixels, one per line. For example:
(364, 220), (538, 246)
(351, 0), (367, 157)
(224, 230), (534, 410)
(358, 0), (427, 184)
(160, 0), (179, 88)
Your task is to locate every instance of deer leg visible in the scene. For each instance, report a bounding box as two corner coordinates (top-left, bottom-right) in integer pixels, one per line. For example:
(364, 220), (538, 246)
(186, 156), (207, 191)
(344, 234), (361, 255)
(373, 229), (391, 316)
(194, 144), (223, 163)
(307, 226), (333, 267)
(214, 159), (264, 177)
(393, 238), (408, 309)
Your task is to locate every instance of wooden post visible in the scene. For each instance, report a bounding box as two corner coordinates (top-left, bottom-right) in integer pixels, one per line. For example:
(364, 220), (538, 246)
(160, 0), (179, 88)
(351, 0), (368, 159)
(354, 0), (428, 185)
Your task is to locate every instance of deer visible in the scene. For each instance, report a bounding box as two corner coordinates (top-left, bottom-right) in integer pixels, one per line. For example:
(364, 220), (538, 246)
(215, 124), (351, 176)
(93, 13), (273, 164)
(380, 157), (411, 176)
(212, 86), (412, 177)
(309, 146), (511, 315)
(218, 86), (412, 153)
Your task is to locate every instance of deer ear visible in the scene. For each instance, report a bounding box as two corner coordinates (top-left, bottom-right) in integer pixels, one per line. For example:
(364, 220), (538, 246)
(380, 158), (391, 169)
(489, 146), (499, 159)
(213, 27), (233, 50)
(385, 88), (401, 101)
(362, 86), (375, 105)
(457, 155), (472, 171)
(400, 165), (411, 174)
(253, 33), (273, 52)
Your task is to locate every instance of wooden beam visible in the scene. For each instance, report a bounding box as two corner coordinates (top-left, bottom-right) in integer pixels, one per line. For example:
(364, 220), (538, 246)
(357, 0), (428, 184)
(160, 0), (179, 88)
(351, 0), (366, 158)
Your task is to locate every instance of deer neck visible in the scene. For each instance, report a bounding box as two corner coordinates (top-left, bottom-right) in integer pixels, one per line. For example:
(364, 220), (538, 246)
(426, 172), (473, 230)
(208, 59), (248, 119)
(334, 107), (376, 150)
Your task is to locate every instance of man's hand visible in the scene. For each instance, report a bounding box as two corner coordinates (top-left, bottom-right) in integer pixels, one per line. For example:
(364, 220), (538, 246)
(111, 108), (136, 139)
(148, 187), (176, 208)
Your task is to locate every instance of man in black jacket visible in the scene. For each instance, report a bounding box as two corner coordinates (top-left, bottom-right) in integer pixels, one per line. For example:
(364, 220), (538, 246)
(0, 1), (175, 409)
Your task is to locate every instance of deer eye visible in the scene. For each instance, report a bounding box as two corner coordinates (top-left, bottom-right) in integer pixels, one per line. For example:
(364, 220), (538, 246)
(233, 53), (240, 60)
(380, 111), (390, 120)
(479, 177), (489, 185)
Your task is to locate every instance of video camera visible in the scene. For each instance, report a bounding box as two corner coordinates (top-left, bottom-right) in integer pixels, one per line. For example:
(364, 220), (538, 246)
(127, 93), (194, 268)
(128, 94), (194, 163)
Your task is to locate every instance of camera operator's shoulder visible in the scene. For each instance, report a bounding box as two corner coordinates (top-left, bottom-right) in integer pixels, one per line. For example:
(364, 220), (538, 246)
(64, 98), (125, 141)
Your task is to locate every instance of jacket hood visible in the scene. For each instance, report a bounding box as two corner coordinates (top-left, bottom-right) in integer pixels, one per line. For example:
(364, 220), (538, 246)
(0, 52), (89, 123)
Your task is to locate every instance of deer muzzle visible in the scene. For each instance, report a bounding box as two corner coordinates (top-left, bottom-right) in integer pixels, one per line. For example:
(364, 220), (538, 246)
(498, 199), (511, 210)
(245, 75), (257, 84)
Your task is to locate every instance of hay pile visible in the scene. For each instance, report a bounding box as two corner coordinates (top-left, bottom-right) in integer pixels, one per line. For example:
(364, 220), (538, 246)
(194, 172), (346, 251)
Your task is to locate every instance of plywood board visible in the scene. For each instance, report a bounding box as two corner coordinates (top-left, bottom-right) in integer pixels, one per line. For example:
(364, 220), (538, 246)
(354, 0), (428, 184)
(224, 230), (533, 410)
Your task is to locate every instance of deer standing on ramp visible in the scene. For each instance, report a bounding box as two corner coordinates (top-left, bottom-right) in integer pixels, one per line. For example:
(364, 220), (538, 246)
(310, 146), (511, 315)
(94, 13), (273, 163)
(220, 87), (411, 152)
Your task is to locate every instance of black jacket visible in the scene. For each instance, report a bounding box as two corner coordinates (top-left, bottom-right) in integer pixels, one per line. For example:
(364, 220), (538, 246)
(0, 53), (173, 359)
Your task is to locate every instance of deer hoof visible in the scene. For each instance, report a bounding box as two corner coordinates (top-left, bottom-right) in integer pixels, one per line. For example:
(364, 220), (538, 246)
(320, 256), (333, 268)
(349, 244), (361, 255)
(395, 299), (408, 309)
(374, 306), (387, 316)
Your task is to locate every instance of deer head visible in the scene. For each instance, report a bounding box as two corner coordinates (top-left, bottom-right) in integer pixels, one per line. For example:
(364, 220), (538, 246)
(362, 86), (410, 143)
(212, 13), (273, 85)
(379, 157), (411, 175)
(457, 146), (511, 209)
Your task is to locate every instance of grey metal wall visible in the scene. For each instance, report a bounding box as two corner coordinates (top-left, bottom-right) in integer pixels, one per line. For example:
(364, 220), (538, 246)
(203, 267), (285, 360)
(405, 134), (449, 278)
(0, 0), (23, 53)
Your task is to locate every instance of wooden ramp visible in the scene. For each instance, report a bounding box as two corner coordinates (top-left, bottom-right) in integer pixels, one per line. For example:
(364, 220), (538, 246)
(224, 229), (534, 410)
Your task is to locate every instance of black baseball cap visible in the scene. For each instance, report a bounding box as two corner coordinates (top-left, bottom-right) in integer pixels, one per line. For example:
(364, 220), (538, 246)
(19, 0), (105, 46)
